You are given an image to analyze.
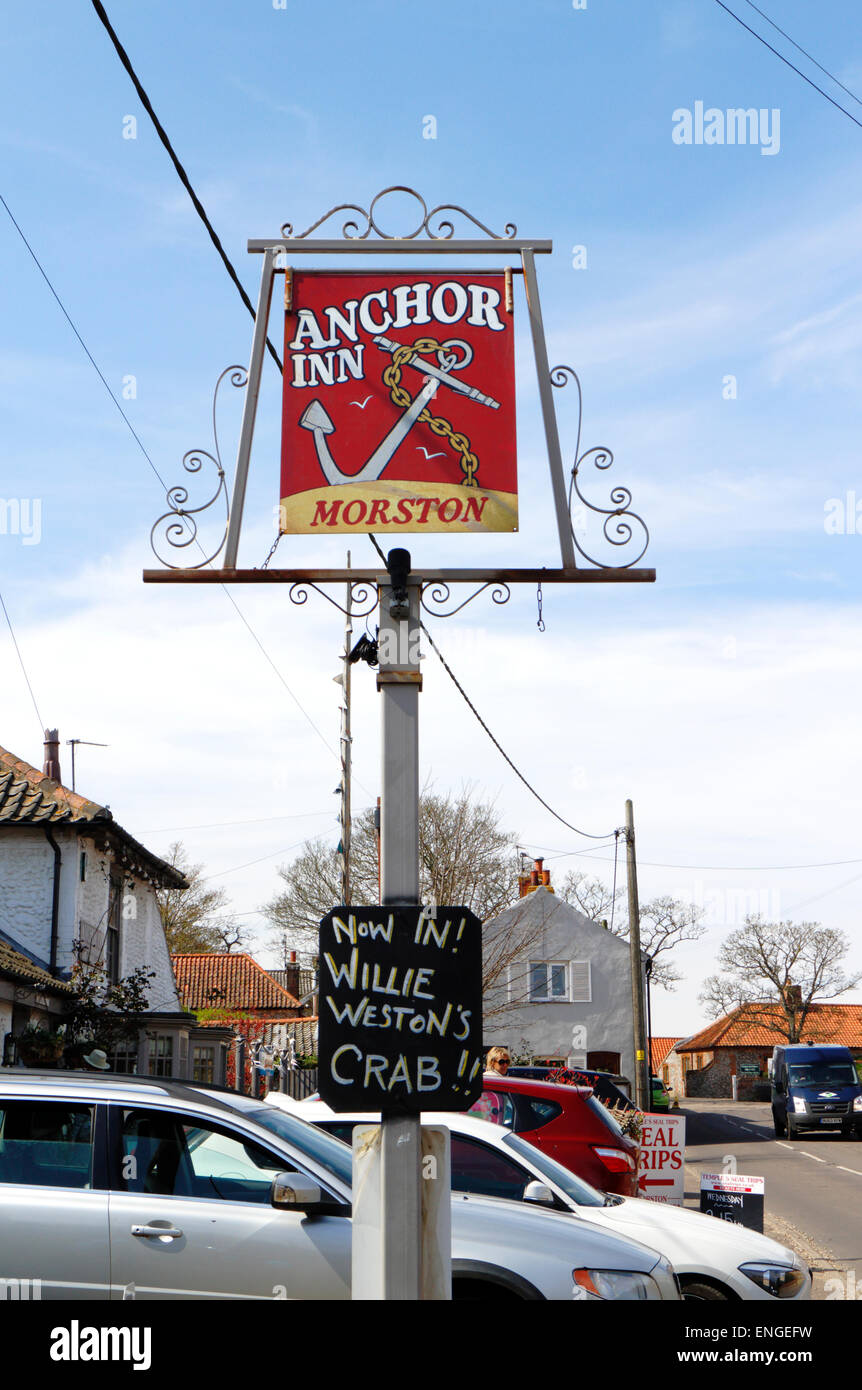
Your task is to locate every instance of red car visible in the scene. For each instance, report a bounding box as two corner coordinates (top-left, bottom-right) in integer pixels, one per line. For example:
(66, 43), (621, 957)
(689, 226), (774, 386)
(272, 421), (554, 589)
(468, 1075), (639, 1197)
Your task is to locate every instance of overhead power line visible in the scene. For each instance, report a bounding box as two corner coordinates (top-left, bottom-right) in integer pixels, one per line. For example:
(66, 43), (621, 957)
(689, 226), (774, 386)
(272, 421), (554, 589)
(712, 0), (862, 132)
(0, 588), (45, 736)
(0, 192), (164, 493)
(740, 0), (862, 111)
(141, 809), (335, 834)
(199, 838), (310, 881)
(89, 0), (283, 372)
(0, 192), (338, 768)
(419, 620), (618, 842)
(523, 841), (862, 873)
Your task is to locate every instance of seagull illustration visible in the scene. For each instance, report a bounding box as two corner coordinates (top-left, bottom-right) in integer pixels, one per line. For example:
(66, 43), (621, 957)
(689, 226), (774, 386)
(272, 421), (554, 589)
(350, 395), (372, 409)
(416, 446), (446, 460)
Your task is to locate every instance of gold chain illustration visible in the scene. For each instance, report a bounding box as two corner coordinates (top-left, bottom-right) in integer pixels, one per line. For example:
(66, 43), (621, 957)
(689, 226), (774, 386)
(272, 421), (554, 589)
(382, 337), (479, 487)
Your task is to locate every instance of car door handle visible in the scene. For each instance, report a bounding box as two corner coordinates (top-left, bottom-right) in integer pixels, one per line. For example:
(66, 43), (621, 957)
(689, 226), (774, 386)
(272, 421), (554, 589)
(130, 1224), (183, 1240)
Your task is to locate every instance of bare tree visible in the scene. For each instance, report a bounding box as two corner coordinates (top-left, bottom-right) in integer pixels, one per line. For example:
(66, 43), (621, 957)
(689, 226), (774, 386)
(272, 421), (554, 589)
(630, 896), (706, 991)
(264, 789), (520, 966)
(558, 874), (705, 991)
(699, 915), (862, 1041)
(211, 918), (251, 953)
(559, 870), (623, 925)
(155, 841), (232, 954)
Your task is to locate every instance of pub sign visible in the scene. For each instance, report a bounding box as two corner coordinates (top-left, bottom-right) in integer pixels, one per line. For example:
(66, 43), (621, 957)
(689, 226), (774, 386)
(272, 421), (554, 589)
(280, 272), (517, 535)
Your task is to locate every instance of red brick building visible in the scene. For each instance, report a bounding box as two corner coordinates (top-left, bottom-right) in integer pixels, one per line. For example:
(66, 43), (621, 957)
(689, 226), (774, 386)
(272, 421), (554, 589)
(172, 952), (309, 1060)
(665, 1004), (862, 1099)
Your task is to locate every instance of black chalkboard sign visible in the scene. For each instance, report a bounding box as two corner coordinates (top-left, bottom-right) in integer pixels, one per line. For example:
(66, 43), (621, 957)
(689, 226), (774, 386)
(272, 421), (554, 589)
(699, 1172), (764, 1232)
(318, 905), (484, 1114)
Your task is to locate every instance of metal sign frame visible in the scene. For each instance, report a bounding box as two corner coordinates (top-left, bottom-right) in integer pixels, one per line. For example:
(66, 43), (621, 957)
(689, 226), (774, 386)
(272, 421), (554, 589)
(144, 186), (653, 593)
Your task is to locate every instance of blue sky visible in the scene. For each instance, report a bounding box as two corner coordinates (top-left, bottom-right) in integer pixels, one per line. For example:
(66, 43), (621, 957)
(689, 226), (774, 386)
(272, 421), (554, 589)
(3, 0), (862, 1035)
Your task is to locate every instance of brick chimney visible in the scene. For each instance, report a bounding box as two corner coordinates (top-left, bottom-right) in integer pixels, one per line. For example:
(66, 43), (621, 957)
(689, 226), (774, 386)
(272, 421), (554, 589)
(518, 857), (554, 897)
(283, 949), (300, 1000)
(43, 729), (61, 783)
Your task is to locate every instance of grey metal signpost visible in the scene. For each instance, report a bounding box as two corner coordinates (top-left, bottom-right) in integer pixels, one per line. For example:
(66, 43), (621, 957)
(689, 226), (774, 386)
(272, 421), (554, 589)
(144, 186), (656, 1301)
(376, 559), (422, 1298)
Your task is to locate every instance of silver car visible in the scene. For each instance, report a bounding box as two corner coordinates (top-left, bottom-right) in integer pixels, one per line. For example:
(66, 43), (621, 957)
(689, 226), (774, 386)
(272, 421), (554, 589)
(0, 1071), (679, 1300)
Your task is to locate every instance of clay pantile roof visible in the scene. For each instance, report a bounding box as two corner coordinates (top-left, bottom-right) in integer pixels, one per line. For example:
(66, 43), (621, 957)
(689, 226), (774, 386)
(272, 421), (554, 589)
(0, 939), (73, 995)
(677, 1004), (862, 1052)
(651, 1037), (682, 1071)
(0, 744), (107, 825)
(172, 953), (300, 1013)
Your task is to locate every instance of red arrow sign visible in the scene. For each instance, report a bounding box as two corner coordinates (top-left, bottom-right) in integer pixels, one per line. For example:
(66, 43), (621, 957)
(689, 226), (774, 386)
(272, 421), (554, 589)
(638, 1175), (676, 1190)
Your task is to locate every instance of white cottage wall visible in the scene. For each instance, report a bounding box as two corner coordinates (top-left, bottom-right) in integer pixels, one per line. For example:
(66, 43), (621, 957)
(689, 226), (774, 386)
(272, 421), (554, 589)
(483, 888), (641, 1085)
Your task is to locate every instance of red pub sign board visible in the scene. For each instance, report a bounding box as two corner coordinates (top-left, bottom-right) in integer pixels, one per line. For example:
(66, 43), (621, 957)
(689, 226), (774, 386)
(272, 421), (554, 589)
(280, 271), (517, 535)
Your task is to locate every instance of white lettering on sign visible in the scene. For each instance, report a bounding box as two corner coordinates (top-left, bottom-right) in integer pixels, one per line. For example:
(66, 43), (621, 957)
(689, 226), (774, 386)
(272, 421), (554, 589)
(288, 282), (505, 364)
(637, 1113), (686, 1205)
(328, 1042), (444, 1095)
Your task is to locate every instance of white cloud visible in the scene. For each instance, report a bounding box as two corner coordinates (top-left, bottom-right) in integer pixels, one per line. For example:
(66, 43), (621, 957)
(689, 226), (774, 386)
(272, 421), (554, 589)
(6, 536), (862, 1035)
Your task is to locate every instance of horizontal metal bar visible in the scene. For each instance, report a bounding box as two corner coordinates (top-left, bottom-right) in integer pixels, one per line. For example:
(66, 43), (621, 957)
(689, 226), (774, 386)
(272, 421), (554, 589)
(143, 567), (656, 585)
(275, 266), (525, 276)
(248, 239), (553, 255)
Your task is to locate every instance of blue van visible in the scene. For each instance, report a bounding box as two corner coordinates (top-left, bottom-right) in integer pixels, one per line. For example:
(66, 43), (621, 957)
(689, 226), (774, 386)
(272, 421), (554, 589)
(770, 1044), (862, 1139)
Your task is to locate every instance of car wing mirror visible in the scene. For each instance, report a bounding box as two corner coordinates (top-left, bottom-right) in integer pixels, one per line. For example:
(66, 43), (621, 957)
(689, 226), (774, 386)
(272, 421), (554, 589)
(270, 1171), (350, 1217)
(523, 1180), (556, 1207)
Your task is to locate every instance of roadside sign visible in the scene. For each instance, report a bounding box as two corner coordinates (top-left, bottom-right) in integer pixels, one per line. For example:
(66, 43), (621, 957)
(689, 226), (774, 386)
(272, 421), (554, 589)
(738, 1061), (761, 1076)
(280, 271), (517, 535)
(318, 904), (483, 1113)
(638, 1113), (685, 1205)
(699, 1172), (765, 1232)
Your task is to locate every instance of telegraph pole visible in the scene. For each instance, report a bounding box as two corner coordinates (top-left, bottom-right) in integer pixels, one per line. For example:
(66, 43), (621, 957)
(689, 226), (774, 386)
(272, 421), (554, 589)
(625, 799), (650, 1110)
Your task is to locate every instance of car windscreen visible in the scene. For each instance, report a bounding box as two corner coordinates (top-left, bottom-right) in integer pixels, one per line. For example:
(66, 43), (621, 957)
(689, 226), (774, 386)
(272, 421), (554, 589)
(501, 1131), (606, 1207)
(787, 1062), (859, 1088)
(217, 1096), (353, 1188)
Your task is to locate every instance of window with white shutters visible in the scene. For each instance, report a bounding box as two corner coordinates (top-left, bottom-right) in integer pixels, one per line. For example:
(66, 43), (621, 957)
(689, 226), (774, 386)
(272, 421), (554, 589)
(569, 961), (591, 1003)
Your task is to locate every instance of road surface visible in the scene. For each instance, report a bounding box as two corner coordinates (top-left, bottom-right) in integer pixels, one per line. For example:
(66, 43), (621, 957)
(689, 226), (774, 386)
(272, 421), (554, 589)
(681, 1098), (862, 1299)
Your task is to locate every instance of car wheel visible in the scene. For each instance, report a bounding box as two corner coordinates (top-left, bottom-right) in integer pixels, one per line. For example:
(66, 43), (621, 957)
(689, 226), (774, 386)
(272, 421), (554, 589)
(680, 1279), (731, 1301)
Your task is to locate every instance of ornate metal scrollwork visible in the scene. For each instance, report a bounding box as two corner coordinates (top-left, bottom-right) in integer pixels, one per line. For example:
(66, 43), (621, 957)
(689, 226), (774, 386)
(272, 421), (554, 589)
(281, 186), (517, 241)
(287, 580), (379, 620)
(551, 365), (649, 569)
(420, 580), (512, 618)
(150, 366), (246, 569)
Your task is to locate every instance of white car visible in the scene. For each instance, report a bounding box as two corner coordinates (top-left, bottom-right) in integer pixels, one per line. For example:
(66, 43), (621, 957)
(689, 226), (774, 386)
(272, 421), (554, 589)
(0, 1070), (679, 1302)
(266, 1093), (810, 1303)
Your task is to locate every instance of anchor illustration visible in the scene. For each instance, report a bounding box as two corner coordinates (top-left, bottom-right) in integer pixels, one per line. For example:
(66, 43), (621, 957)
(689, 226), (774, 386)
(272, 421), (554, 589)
(299, 336), (498, 486)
